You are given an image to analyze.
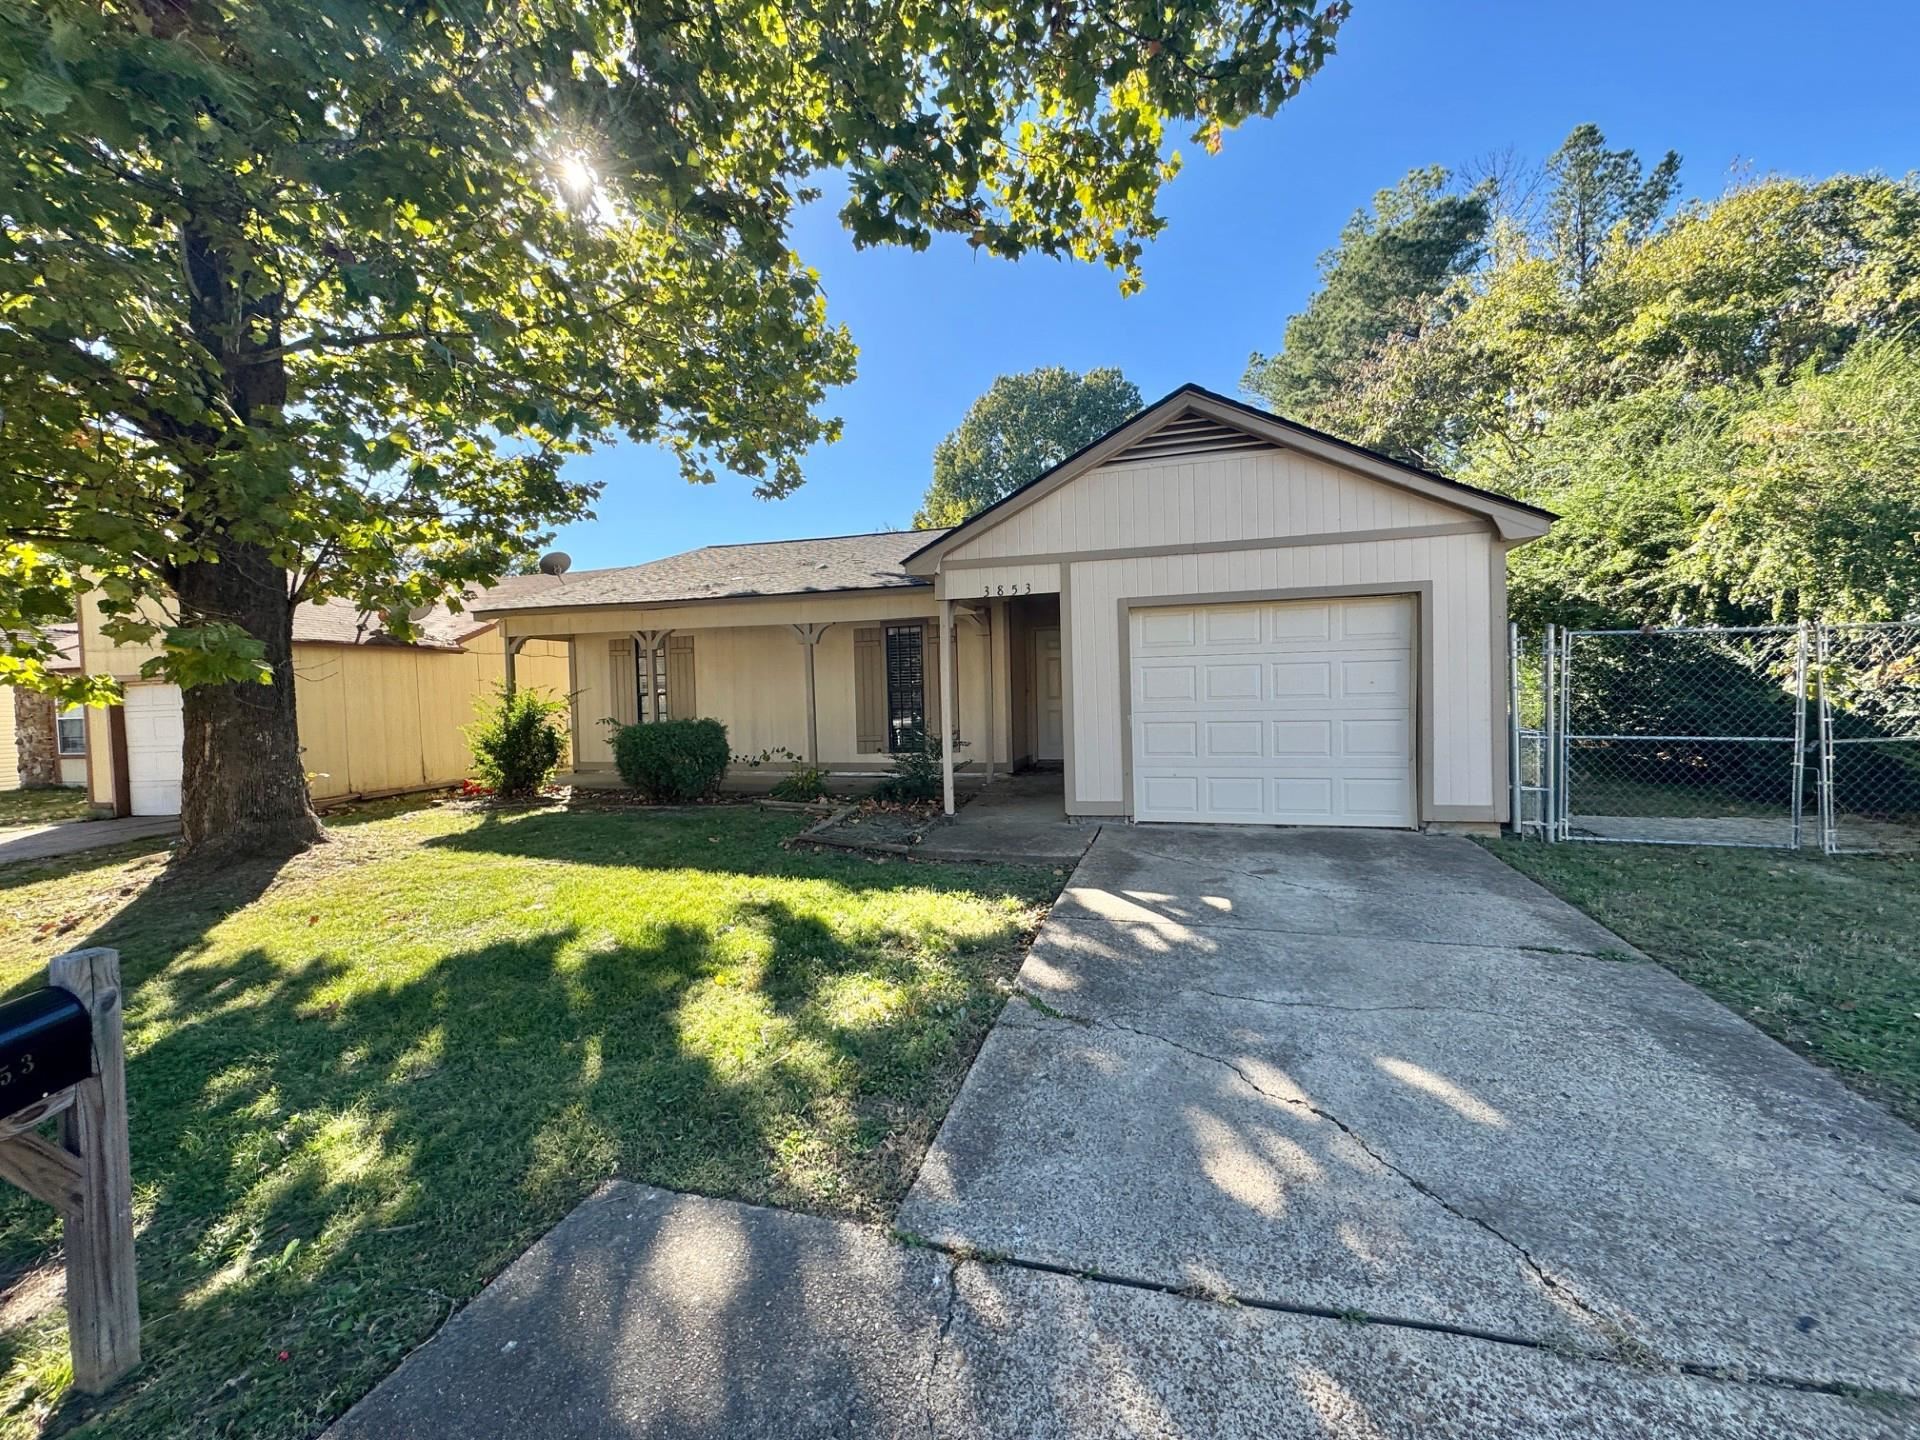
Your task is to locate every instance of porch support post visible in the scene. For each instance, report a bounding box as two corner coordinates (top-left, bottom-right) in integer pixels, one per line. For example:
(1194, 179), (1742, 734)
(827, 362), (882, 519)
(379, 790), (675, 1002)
(789, 624), (831, 764)
(503, 635), (528, 695)
(960, 605), (994, 785)
(939, 598), (956, 815)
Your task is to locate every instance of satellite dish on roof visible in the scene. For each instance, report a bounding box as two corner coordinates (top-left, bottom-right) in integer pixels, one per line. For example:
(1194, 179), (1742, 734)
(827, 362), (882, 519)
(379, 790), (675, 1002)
(406, 604), (436, 623)
(538, 551), (572, 575)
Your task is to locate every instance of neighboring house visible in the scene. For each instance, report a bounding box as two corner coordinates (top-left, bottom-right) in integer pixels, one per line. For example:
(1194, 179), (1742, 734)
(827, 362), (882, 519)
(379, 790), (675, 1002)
(1, 623), (89, 792)
(473, 385), (1554, 829)
(76, 596), (569, 816)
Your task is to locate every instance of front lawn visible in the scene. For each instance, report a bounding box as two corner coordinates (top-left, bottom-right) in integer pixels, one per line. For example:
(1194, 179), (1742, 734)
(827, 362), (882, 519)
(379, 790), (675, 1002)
(1483, 839), (1920, 1126)
(0, 790), (94, 829)
(0, 803), (1060, 1439)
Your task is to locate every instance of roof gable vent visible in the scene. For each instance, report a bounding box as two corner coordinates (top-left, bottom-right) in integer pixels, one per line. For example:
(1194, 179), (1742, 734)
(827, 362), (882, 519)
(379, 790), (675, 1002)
(1112, 412), (1276, 466)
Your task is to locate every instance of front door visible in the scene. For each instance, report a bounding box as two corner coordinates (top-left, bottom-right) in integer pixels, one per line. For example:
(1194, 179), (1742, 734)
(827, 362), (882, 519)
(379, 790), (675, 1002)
(1034, 627), (1065, 761)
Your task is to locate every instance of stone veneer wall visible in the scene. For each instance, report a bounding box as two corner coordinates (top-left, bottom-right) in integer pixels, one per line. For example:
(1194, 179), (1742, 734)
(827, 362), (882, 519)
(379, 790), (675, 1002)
(14, 690), (58, 787)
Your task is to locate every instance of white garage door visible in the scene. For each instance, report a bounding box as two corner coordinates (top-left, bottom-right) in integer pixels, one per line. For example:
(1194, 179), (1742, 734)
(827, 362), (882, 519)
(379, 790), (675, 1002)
(123, 683), (185, 816)
(1129, 595), (1416, 827)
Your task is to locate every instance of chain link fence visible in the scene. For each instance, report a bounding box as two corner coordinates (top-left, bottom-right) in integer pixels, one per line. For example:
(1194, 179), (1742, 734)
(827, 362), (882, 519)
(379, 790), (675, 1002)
(1817, 622), (1920, 853)
(1511, 618), (1920, 854)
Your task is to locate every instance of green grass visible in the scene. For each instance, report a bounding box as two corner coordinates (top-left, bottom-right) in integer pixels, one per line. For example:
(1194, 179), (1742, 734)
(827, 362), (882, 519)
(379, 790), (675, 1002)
(1482, 838), (1920, 1126)
(0, 790), (94, 829)
(0, 802), (1060, 1439)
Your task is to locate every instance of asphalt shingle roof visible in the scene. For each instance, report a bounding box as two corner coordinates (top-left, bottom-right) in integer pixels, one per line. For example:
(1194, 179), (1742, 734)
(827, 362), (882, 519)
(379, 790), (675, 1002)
(292, 597), (479, 650)
(470, 529), (947, 614)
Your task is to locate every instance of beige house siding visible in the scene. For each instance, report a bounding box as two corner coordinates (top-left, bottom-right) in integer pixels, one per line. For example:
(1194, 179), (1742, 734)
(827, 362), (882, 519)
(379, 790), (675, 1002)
(940, 448), (1472, 563)
(556, 612), (1003, 772)
(930, 440), (1511, 823)
(75, 590), (568, 810)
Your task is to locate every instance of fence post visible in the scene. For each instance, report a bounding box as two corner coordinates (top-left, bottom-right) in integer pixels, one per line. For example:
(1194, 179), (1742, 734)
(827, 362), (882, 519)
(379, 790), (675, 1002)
(1508, 622), (1522, 834)
(1816, 623), (1837, 854)
(1791, 622), (1809, 850)
(1542, 624), (1558, 842)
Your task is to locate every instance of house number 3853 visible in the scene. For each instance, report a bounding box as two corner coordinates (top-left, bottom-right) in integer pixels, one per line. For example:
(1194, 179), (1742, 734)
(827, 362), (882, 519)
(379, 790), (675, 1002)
(980, 582), (1034, 596)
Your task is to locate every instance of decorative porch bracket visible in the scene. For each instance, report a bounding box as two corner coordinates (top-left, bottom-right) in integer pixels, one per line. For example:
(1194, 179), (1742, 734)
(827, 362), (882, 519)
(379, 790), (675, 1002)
(501, 635), (529, 694)
(788, 623), (832, 764)
(631, 630), (674, 724)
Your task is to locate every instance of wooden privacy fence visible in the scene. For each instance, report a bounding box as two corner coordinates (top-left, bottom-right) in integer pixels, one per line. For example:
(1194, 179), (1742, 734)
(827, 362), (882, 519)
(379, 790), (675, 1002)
(294, 633), (570, 801)
(0, 948), (139, 1392)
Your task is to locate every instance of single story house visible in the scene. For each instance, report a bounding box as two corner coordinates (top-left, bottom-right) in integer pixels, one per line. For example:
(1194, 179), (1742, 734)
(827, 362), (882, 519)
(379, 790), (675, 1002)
(76, 596), (569, 816)
(475, 385), (1553, 829)
(0, 623), (88, 792)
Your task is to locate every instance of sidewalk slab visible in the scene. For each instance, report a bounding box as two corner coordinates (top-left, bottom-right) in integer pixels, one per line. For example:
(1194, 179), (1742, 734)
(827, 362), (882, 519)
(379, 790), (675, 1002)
(325, 1183), (1910, 1439)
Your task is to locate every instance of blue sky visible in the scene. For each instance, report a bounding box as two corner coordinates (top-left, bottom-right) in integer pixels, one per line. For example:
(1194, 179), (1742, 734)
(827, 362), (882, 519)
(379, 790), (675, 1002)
(550, 0), (1920, 570)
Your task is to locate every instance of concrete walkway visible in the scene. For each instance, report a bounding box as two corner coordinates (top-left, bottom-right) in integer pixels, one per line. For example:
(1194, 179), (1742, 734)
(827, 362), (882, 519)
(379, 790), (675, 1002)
(0, 815), (176, 867)
(328, 1184), (1905, 1439)
(329, 823), (1920, 1437)
(913, 769), (1096, 865)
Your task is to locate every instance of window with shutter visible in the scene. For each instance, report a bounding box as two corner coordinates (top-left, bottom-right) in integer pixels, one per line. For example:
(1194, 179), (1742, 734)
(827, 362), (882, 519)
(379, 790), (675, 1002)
(606, 638), (639, 727)
(883, 625), (926, 752)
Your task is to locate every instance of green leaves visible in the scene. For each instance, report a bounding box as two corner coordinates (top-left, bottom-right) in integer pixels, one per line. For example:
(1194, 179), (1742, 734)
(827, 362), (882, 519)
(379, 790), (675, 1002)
(0, 0), (1345, 693)
(914, 366), (1143, 528)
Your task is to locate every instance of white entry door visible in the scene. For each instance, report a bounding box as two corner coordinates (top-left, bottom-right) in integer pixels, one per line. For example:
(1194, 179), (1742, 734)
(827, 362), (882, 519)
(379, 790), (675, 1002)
(123, 683), (186, 816)
(1033, 627), (1064, 761)
(1129, 595), (1415, 827)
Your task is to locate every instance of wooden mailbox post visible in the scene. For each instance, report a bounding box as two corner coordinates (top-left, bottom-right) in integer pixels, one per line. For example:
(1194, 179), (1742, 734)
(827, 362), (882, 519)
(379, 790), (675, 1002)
(0, 948), (140, 1391)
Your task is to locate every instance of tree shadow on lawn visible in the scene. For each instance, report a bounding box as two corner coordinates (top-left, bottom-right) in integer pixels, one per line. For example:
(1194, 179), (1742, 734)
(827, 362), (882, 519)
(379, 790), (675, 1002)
(2, 828), (1040, 1439)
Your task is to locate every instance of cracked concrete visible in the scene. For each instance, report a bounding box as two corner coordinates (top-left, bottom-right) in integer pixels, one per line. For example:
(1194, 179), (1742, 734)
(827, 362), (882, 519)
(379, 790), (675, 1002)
(327, 1183), (1914, 1439)
(899, 823), (1920, 1399)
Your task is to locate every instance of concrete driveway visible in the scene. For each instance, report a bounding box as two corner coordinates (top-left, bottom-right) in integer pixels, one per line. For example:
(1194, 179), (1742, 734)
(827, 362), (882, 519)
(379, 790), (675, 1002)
(332, 823), (1920, 1438)
(899, 824), (1920, 1397)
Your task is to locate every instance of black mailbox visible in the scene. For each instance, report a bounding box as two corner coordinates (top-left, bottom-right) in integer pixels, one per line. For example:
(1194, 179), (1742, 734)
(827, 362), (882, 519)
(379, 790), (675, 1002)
(0, 987), (93, 1121)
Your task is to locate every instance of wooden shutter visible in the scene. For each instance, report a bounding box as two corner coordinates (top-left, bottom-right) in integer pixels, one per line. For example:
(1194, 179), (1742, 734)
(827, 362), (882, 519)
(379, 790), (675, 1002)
(606, 638), (638, 727)
(854, 627), (885, 753)
(666, 634), (696, 719)
(921, 621), (941, 748)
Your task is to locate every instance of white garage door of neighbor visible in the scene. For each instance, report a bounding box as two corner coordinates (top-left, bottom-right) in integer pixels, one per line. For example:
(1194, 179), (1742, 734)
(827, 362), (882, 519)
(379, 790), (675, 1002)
(1129, 595), (1416, 827)
(123, 683), (186, 817)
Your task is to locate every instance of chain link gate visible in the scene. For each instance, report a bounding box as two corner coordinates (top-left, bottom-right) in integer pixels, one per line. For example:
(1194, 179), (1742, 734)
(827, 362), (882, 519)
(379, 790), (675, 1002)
(1511, 619), (1920, 853)
(1817, 621), (1920, 854)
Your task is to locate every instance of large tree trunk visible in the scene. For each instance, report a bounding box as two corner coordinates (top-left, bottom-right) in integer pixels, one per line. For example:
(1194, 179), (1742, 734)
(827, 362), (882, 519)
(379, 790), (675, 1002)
(173, 537), (325, 858)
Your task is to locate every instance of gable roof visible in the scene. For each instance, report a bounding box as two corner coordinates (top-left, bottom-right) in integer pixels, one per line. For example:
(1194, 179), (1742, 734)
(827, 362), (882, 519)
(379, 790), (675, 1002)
(292, 597), (485, 651)
(903, 384), (1555, 572)
(470, 529), (945, 616)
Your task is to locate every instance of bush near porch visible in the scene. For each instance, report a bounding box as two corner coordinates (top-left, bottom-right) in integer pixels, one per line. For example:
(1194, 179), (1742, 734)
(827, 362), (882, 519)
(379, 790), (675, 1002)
(0, 802), (1059, 1439)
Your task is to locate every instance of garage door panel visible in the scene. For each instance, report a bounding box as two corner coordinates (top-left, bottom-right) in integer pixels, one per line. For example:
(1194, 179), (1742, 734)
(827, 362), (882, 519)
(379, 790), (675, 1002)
(1138, 663), (1198, 703)
(1131, 595), (1415, 828)
(1270, 603), (1333, 642)
(1204, 776), (1266, 815)
(1140, 775), (1200, 814)
(1202, 607), (1263, 645)
(1343, 718), (1409, 756)
(1138, 611), (1198, 648)
(1340, 657), (1409, 698)
(1140, 720), (1199, 758)
(1272, 720), (1335, 757)
(1204, 721), (1264, 757)
(1203, 662), (1264, 702)
(1271, 661), (1333, 699)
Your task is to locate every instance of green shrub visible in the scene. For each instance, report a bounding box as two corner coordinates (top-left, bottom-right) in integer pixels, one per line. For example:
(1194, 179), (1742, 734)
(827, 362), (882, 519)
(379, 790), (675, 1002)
(874, 724), (957, 802)
(613, 717), (731, 802)
(771, 765), (830, 802)
(465, 686), (569, 797)
(732, 744), (830, 803)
